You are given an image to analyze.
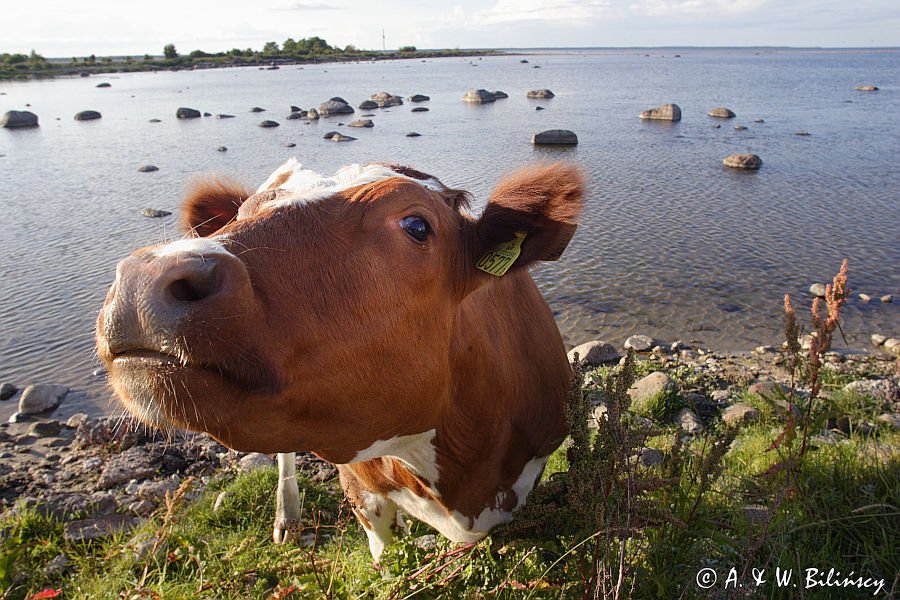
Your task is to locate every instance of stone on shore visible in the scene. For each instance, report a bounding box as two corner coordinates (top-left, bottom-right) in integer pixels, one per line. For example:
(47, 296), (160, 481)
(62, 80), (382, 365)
(809, 283), (826, 297)
(19, 384), (69, 414)
(176, 107), (201, 119)
(723, 154), (762, 170)
(258, 120), (280, 128)
(239, 452), (274, 472)
(708, 107), (736, 118)
(0, 382), (17, 401)
(676, 408), (704, 434)
(141, 208), (171, 217)
(532, 129), (578, 146)
(138, 165), (159, 173)
(567, 341), (621, 367)
(65, 514), (138, 543)
(855, 85), (879, 91)
(527, 89), (555, 99)
(640, 103), (681, 121)
(843, 379), (899, 407)
(317, 99), (354, 116)
(624, 335), (654, 352)
(28, 420), (62, 437)
(628, 372), (679, 420)
(409, 94), (430, 102)
(307, 109), (319, 120)
(871, 334), (887, 346)
(66, 413), (89, 428)
(97, 446), (158, 489)
(463, 89), (496, 103)
(722, 403), (761, 426)
(1, 110), (39, 128)
(348, 119), (374, 128)
(74, 110), (102, 121)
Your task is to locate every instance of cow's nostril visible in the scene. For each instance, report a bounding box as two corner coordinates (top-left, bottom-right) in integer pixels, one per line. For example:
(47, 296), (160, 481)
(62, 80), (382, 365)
(167, 272), (216, 303)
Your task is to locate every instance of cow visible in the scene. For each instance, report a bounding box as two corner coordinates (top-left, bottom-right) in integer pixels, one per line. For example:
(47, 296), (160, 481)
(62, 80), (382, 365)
(96, 158), (584, 560)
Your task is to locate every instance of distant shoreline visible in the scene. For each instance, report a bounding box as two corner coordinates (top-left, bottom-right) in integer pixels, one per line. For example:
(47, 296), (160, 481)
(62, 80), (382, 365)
(0, 50), (504, 81)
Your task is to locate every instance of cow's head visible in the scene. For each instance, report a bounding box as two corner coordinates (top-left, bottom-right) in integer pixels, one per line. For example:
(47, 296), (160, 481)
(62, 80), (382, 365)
(96, 160), (583, 462)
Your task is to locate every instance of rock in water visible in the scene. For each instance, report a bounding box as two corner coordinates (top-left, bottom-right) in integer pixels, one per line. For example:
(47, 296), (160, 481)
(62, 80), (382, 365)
(808, 283), (826, 297)
(176, 107), (201, 119)
(96, 82), (111, 88)
(532, 129), (578, 146)
(1, 110), (39, 128)
(358, 100), (379, 110)
(855, 85), (879, 91)
(250, 107), (266, 112)
(708, 107), (736, 118)
(639, 103), (681, 121)
(723, 154), (762, 170)
(409, 94), (430, 102)
(258, 120), (280, 128)
(141, 208), (171, 217)
(138, 165), (159, 173)
(527, 89), (555, 99)
(370, 91), (403, 108)
(348, 119), (374, 128)
(74, 110), (102, 121)
(462, 89), (496, 103)
(317, 100), (354, 116)
(493, 91), (509, 99)
(0, 382), (17, 401)
(19, 384), (69, 414)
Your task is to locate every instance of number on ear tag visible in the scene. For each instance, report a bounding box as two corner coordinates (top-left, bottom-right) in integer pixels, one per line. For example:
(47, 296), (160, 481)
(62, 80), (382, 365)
(476, 231), (527, 276)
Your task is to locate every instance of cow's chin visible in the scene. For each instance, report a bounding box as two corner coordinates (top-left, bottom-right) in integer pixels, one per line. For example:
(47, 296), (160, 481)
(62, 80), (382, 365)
(106, 352), (255, 446)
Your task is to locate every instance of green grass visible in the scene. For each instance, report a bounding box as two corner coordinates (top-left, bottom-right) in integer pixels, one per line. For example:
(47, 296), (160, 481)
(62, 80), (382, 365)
(2, 375), (897, 599)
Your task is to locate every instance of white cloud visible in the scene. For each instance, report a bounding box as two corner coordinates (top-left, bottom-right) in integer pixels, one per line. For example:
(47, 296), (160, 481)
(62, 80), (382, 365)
(628, 0), (767, 17)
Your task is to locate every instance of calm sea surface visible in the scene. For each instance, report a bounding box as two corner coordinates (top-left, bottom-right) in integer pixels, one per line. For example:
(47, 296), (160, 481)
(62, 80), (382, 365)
(1, 48), (898, 418)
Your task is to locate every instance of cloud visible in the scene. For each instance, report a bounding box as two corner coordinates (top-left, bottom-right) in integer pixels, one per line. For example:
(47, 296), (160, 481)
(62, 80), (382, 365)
(627, 0), (767, 17)
(274, 2), (344, 11)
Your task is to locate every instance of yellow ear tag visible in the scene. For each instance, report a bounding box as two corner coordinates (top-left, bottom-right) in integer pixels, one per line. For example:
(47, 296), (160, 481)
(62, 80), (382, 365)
(476, 231), (527, 276)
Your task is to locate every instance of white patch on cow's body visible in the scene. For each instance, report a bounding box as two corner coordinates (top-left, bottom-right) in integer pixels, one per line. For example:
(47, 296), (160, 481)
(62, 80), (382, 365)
(154, 237), (230, 258)
(253, 158), (445, 212)
(350, 429), (440, 486)
(273, 452), (304, 543)
(389, 454), (550, 544)
(355, 491), (404, 561)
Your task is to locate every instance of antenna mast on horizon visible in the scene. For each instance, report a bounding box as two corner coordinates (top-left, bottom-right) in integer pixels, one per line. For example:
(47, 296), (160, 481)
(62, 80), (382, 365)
(382, 29), (386, 52)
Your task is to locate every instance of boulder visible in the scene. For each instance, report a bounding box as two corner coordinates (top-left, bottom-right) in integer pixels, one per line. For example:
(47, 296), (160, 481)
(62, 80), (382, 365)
(358, 100), (379, 110)
(532, 129), (578, 146)
(809, 283), (826, 297)
(639, 103), (681, 121)
(638, 447), (664, 467)
(492, 91), (509, 99)
(676, 408), (704, 434)
(408, 94), (430, 102)
(722, 403), (761, 426)
(330, 133), (356, 142)
(258, 120), (280, 128)
(406, 132), (421, 137)
(138, 165), (159, 173)
(855, 85), (879, 91)
(871, 334), (887, 346)
(285, 112), (306, 120)
(176, 107), (201, 119)
(411, 107), (429, 112)
(28, 420), (62, 437)
(708, 107), (735, 118)
(249, 107), (266, 112)
(317, 100), (354, 116)
(348, 119), (374, 128)
(723, 154), (762, 170)
(882, 295), (894, 304)
(370, 91), (403, 108)
(306, 109), (319, 119)
(95, 82), (111, 88)
(329, 96), (348, 104)
(624, 335), (654, 352)
(567, 341), (620, 366)
(19, 384), (69, 414)
(527, 89), (555, 99)
(1, 110), (39, 128)
(74, 110), (102, 121)
(462, 89), (496, 103)
(141, 208), (171, 217)
(322, 130), (341, 139)
(290, 105), (301, 112)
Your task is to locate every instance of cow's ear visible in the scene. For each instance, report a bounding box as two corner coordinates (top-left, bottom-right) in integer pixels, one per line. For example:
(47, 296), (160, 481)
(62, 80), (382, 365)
(471, 163), (584, 277)
(181, 177), (253, 237)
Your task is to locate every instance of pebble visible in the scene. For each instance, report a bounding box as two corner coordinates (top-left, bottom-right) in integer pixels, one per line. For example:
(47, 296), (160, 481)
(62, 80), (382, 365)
(27, 420), (62, 437)
(19, 384), (69, 414)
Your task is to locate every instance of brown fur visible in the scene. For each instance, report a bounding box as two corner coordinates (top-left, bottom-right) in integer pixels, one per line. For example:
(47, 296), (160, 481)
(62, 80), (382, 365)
(180, 176), (254, 237)
(98, 162), (584, 536)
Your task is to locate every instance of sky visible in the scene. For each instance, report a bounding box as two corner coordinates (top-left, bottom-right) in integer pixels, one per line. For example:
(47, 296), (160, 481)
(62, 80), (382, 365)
(2, 0), (898, 57)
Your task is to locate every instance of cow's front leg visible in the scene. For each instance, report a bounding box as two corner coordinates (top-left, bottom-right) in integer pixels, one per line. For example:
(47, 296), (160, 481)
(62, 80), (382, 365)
(338, 465), (406, 562)
(273, 452), (303, 543)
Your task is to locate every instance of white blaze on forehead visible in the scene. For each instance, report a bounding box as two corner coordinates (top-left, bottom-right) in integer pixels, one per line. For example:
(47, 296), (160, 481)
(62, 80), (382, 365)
(256, 157), (446, 210)
(154, 237), (231, 258)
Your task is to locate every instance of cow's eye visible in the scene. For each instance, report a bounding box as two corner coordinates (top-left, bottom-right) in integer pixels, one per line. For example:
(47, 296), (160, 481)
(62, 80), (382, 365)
(399, 216), (430, 243)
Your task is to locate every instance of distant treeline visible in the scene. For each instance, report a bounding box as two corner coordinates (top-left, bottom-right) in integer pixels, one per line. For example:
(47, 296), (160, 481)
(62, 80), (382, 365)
(1, 38), (493, 80)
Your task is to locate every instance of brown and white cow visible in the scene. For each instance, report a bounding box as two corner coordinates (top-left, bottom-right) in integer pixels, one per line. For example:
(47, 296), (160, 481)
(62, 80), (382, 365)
(96, 158), (584, 560)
